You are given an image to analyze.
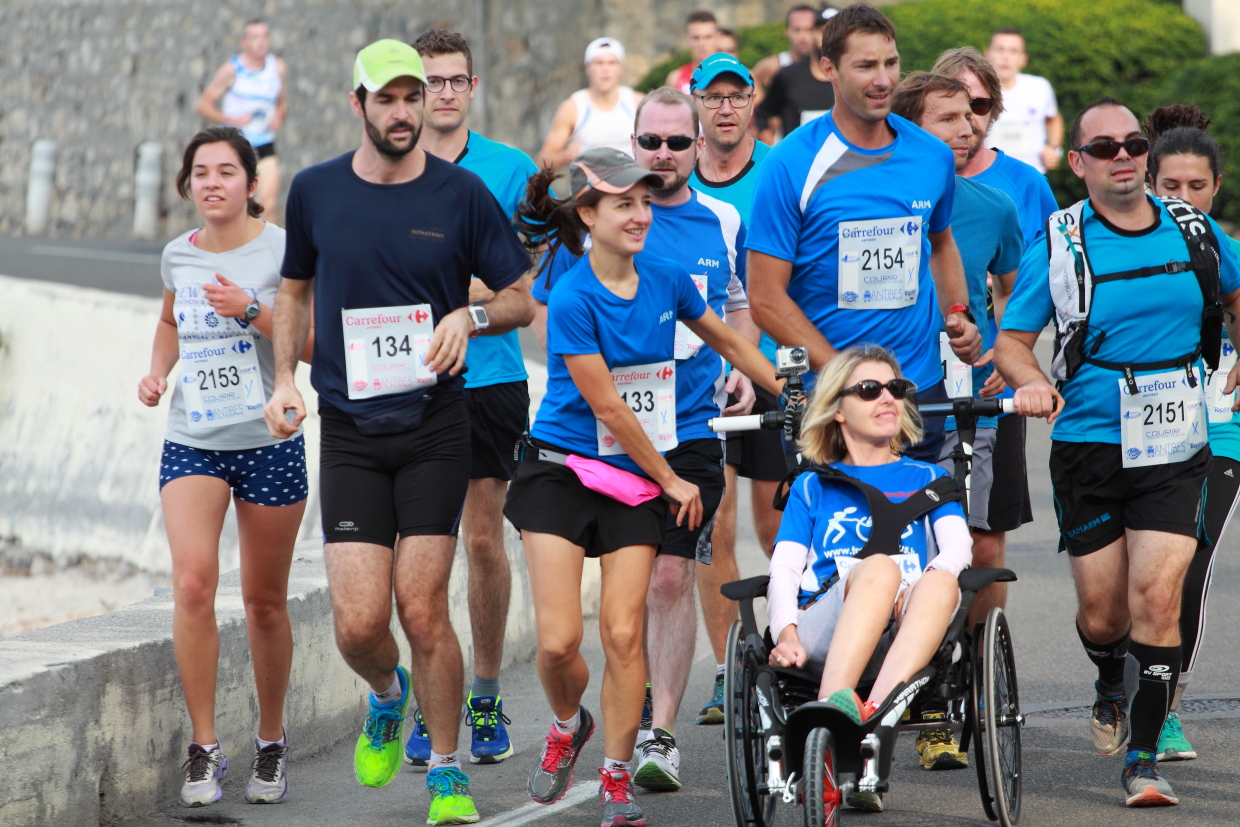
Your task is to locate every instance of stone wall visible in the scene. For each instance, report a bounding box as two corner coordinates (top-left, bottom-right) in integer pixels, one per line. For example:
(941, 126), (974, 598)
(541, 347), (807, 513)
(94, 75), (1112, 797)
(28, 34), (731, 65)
(0, 0), (799, 239)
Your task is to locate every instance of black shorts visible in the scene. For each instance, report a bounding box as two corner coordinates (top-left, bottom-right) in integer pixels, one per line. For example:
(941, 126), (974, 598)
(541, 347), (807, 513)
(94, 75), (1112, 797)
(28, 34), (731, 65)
(254, 142), (276, 160)
(464, 381), (529, 481)
(1049, 440), (1210, 556)
(504, 445), (668, 558)
(663, 438), (726, 562)
(319, 393), (471, 545)
(724, 385), (787, 482)
(938, 414), (1032, 533)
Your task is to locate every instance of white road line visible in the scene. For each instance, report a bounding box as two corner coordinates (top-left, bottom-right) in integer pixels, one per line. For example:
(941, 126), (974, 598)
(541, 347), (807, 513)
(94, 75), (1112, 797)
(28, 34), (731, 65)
(477, 782), (596, 826)
(26, 245), (161, 265)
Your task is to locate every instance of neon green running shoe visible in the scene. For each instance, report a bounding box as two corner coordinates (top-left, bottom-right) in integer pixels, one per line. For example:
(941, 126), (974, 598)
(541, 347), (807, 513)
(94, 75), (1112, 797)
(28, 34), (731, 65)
(1157, 712), (1197, 761)
(426, 766), (480, 825)
(354, 665), (410, 788)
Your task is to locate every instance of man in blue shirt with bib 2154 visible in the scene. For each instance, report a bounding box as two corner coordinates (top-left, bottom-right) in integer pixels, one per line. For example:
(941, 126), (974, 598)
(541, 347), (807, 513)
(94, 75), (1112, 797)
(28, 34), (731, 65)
(747, 4), (980, 463)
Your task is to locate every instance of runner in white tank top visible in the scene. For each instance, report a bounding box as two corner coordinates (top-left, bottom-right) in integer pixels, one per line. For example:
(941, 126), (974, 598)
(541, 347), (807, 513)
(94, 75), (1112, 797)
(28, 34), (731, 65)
(196, 19), (287, 214)
(539, 37), (643, 167)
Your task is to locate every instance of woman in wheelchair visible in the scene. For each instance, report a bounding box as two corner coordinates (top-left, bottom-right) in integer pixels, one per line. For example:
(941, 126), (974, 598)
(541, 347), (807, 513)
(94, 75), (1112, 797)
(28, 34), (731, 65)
(766, 346), (973, 727)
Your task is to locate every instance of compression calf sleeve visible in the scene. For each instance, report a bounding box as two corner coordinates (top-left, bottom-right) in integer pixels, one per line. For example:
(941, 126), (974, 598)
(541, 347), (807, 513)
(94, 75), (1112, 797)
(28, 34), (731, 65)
(1076, 624), (1129, 694)
(1125, 641), (1181, 755)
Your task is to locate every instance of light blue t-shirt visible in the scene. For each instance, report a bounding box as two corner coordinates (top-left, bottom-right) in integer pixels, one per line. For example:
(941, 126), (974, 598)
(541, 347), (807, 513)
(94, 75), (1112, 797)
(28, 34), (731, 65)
(945, 177), (1024, 429)
(971, 148), (1059, 249)
(1002, 197), (1240, 443)
(533, 251), (707, 475)
(774, 458), (965, 606)
(457, 131), (538, 388)
(533, 189), (748, 443)
(748, 110), (957, 391)
(1207, 236), (1240, 462)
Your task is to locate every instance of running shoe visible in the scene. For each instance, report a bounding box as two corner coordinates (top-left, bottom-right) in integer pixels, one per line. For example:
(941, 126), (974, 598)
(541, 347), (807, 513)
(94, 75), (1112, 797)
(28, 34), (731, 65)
(426, 765), (481, 824)
(599, 767), (647, 826)
(914, 711), (968, 770)
(637, 684), (653, 744)
(405, 708), (431, 768)
(355, 665), (410, 788)
(696, 672), (725, 725)
(179, 743), (228, 807)
(846, 789), (884, 811)
(1091, 690), (1129, 755)
(824, 688), (872, 725)
(245, 739), (289, 804)
(1157, 712), (1196, 761)
(633, 728), (681, 791)
(1122, 750), (1179, 807)
(465, 693), (513, 764)
(528, 707), (595, 804)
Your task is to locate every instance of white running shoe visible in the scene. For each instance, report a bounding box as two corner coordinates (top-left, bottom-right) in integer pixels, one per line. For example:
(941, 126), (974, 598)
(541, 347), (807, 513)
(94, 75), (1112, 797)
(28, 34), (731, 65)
(633, 728), (681, 791)
(180, 743), (228, 807)
(245, 739), (290, 804)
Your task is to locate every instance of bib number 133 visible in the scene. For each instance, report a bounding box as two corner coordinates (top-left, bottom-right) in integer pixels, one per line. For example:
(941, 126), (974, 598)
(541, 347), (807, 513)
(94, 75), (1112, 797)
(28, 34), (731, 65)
(597, 360), (678, 456)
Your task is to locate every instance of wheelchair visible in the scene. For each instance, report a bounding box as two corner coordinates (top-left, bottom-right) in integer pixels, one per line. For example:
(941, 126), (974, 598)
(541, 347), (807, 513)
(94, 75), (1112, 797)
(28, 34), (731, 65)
(709, 378), (1024, 827)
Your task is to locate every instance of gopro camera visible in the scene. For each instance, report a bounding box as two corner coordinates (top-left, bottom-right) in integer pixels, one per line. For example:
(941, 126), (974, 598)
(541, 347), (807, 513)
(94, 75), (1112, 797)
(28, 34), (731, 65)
(775, 346), (810, 377)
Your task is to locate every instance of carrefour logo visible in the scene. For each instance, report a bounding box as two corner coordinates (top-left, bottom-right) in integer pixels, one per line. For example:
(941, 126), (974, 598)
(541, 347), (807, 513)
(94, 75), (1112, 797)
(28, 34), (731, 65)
(1127, 447), (1142, 460)
(658, 366), (674, 380)
(900, 220), (919, 236)
(232, 339), (253, 355)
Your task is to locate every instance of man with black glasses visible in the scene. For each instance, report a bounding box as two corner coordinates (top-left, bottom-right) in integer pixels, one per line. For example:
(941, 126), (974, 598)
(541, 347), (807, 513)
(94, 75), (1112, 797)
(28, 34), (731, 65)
(996, 97), (1240, 808)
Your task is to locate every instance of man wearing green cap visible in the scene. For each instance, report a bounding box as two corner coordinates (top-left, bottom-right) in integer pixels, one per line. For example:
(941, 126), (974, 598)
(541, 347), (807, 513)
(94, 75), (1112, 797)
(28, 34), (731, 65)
(265, 38), (534, 826)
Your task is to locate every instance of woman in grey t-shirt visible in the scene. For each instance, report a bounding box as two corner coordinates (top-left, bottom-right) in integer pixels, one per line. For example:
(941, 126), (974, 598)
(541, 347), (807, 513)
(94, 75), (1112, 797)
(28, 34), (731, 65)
(137, 127), (313, 808)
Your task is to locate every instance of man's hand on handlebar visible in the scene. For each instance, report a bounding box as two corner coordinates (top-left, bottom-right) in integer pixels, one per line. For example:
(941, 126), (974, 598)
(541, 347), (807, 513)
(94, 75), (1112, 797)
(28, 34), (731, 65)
(1012, 379), (1063, 424)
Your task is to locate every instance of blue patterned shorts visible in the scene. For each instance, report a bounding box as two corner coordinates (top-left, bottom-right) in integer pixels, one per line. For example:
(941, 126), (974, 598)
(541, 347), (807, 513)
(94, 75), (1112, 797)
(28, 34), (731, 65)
(159, 436), (308, 506)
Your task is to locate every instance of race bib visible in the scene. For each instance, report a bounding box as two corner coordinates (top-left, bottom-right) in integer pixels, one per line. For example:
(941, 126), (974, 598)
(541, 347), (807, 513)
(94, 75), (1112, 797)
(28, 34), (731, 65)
(1119, 369), (1207, 468)
(673, 275), (710, 360)
(838, 217), (921, 310)
(940, 332), (973, 398)
(342, 305), (437, 400)
(991, 122), (1040, 159)
(833, 553), (923, 588)
(1206, 340), (1238, 424)
(180, 335), (265, 431)
(597, 361), (678, 456)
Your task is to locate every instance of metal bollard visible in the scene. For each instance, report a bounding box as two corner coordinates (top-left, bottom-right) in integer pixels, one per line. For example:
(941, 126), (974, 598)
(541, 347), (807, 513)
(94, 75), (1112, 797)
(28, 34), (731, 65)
(133, 141), (162, 239)
(25, 139), (56, 235)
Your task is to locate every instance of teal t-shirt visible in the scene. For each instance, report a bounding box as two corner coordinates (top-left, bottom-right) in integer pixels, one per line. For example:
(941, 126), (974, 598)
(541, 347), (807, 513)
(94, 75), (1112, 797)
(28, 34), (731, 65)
(457, 131), (537, 388)
(1208, 236), (1240, 461)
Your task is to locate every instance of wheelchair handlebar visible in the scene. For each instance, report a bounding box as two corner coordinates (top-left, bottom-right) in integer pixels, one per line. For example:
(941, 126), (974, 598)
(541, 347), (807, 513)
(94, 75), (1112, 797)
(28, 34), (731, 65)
(708, 397), (1016, 433)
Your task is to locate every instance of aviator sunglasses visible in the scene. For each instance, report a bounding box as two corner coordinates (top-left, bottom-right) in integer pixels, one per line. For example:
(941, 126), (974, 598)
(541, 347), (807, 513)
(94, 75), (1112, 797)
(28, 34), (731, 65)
(636, 134), (695, 152)
(969, 97), (994, 116)
(1075, 137), (1150, 160)
(839, 378), (916, 401)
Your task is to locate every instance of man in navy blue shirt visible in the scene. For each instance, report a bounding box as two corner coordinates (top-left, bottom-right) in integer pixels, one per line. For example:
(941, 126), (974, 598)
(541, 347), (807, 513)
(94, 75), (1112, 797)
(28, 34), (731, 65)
(747, 5), (980, 463)
(263, 39), (532, 824)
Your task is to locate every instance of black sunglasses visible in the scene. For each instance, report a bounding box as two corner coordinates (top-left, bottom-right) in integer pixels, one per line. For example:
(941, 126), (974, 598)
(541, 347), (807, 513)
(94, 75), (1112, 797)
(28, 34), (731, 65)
(840, 378), (916, 401)
(969, 97), (994, 116)
(636, 134), (695, 152)
(1075, 137), (1150, 160)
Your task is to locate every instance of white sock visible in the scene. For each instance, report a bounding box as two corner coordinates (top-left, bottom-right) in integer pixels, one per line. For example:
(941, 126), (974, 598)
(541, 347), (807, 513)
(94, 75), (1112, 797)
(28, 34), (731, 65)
(372, 672), (403, 704)
(429, 750), (460, 770)
(256, 733), (285, 749)
(603, 756), (630, 774)
(553, 708), (581, 736)
(197, 742), (219, 752)
(716, 663), (726, 678)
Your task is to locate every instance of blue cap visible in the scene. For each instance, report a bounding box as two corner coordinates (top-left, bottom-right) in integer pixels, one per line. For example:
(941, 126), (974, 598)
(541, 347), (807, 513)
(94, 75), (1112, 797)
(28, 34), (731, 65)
(690, 52), (753, 92)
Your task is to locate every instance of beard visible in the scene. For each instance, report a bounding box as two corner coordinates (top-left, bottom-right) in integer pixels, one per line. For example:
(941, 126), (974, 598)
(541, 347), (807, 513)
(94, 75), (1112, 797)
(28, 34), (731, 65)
(649, 165), (689, 199)
(365, 113), (420, 160)
(966, 122), (984, 162)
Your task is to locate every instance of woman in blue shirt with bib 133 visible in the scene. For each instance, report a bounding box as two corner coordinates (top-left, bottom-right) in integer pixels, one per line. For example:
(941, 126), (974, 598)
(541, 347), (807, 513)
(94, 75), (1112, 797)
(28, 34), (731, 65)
(504, 148), (782, 824)
(766, 347), (972, 741)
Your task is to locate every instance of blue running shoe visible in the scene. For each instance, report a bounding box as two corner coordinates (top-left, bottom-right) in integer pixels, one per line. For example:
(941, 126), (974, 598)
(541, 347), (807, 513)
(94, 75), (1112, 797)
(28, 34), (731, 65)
(465, 693), (514, 764)
(404, 707), (431, 769)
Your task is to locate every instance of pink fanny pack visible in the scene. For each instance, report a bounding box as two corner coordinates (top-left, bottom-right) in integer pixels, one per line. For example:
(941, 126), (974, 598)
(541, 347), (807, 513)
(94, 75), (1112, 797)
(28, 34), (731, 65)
(564, 454), (664, 507)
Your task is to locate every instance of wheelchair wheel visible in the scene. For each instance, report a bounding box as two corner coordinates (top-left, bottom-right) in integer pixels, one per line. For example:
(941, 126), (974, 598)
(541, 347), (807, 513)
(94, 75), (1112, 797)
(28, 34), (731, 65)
(981, 607), (1022, 826)
(803, 727), (840, 827)
(724, 620), (777, 827)
(969, 621), (996, 822)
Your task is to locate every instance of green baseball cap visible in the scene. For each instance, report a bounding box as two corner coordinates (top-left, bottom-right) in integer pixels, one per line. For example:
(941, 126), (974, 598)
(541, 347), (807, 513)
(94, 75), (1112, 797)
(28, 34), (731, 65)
(353, 39), (427, 92)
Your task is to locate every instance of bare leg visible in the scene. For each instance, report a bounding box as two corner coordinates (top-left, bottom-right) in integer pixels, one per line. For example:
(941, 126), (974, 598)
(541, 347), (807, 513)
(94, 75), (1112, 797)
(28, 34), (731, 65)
(599, 544), (657, 760)
(323, 542), (400, 693)
(1069, 537), (1131, 646)
(235, 497), (304, 742)
(462, 477), (512, 682)
(967, 529), (1006, 627)
(163, 476), (231, 746)
(256, 155), (280, 220)
(699, 464), (742, 664)
(867, 570), (961, 703)
(819, 555), (901, 699)
(647, 554), (696, 733)
(751, 479), (783, 556)
(394, 534), (465, 756)
(523, 531), (589, 720)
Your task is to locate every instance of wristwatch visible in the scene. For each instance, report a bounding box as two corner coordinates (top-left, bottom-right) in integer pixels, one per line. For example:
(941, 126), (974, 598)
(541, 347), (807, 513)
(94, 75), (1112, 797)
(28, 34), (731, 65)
(467, 305), (489, 336)
(243, 300), (261, 321)
(946, 303), (975, 323)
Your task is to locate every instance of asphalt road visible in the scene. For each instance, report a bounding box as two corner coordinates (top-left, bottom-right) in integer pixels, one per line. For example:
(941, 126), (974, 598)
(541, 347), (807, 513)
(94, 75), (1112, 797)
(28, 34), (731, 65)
(6, 243), (1237, 825)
